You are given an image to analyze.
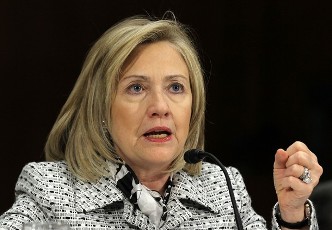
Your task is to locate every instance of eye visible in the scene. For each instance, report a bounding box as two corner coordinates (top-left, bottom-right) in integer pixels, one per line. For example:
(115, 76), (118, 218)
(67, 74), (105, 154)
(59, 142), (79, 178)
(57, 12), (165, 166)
(170, 82), (184, 93)
(128, 83), (144, 94)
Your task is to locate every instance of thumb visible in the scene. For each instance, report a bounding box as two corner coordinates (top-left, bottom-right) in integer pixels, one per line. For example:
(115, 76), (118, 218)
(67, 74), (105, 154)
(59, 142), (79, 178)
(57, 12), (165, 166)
(274, 149), (289, 169)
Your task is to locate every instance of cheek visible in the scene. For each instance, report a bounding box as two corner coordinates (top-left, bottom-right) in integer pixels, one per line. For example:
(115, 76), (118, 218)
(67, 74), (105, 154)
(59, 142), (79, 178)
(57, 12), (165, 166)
(111, 102), (141, 139)
(183, 113), (191, 137)
(111, 104), (128, 136)
(176, 104), (192, 141)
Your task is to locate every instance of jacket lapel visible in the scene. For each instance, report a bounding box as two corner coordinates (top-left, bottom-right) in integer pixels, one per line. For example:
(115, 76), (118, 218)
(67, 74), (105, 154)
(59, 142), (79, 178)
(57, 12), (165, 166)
(172, 170), (219, 213)
(73, 163), (124, 213)
(74, 176), (124, 213)
(160, 170), (220, 229)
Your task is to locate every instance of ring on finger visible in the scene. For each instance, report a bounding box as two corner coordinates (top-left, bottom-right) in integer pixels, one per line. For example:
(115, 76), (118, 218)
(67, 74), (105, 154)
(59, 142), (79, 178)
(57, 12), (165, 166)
(299, 167), (312, 184)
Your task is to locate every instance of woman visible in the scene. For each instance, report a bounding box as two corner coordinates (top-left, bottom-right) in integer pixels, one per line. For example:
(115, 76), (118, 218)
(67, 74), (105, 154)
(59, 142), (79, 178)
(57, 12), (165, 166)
(0, 12), (323, 229)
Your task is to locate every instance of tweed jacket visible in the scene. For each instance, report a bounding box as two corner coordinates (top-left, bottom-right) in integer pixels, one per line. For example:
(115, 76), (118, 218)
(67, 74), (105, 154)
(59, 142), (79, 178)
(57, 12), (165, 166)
(0, 161), (318, 229)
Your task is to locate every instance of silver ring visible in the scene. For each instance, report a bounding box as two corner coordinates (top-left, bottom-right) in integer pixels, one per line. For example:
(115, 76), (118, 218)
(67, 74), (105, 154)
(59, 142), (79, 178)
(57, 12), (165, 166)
(299, 167), (312, 184)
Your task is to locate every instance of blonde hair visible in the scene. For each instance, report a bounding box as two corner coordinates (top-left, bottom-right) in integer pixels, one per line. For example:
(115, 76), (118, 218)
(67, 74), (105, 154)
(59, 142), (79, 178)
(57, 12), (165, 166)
(44, 12), (206, 181)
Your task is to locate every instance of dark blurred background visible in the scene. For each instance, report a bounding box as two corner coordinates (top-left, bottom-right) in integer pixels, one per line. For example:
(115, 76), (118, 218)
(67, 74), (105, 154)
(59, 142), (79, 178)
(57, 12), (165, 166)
(1, 0), (331, 228)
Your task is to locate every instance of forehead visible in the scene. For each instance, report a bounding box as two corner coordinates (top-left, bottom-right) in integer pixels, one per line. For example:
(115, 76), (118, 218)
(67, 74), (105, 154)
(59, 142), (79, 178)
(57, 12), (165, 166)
(120, 41), (189, 77)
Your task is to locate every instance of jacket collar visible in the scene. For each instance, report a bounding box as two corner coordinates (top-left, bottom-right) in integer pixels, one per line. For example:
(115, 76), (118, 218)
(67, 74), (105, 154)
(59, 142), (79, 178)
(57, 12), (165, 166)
(73, 162), (219, 215)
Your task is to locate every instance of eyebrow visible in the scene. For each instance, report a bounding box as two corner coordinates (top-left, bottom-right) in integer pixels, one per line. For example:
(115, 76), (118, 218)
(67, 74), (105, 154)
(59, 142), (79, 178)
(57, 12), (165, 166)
(167, 75), (189, 81)
(121, 75), (148, 82)
(121, 74), (189, 82)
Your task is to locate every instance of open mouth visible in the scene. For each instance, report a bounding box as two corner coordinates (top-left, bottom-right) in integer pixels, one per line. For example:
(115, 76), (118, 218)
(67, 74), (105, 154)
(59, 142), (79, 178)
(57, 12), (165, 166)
(144, 130), (171, 139)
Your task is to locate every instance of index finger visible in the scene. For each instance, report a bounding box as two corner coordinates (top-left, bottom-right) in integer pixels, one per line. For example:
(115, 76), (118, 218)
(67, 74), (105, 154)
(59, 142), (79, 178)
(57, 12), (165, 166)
(286, 141), (311, 156)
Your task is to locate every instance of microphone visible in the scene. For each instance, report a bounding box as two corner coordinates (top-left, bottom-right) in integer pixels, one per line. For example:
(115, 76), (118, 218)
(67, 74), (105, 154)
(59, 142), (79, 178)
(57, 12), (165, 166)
(184, 149), (206, 163)
(184, 149), (244, 230)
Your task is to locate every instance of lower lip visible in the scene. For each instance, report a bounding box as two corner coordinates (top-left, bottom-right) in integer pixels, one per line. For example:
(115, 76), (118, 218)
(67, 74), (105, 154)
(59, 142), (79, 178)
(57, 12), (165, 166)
(144, 135), (172, 142)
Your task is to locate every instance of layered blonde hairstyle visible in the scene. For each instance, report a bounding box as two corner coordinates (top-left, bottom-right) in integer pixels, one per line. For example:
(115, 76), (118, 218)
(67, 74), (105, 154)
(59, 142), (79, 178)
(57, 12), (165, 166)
(45, 12), (206, 181)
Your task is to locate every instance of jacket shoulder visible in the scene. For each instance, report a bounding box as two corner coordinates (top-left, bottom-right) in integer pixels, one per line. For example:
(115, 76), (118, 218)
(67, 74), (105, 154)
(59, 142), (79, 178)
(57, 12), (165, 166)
(200, 161), (243, 182)
(16, 161), (74, 191)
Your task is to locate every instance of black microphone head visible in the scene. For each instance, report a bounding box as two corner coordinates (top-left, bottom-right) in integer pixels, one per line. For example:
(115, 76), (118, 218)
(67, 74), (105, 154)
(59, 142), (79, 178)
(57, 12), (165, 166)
(184, 149), (206, 164)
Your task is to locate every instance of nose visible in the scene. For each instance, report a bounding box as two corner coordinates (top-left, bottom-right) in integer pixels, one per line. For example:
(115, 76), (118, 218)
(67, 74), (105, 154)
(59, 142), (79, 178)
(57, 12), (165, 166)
(147, 90), (170, 118)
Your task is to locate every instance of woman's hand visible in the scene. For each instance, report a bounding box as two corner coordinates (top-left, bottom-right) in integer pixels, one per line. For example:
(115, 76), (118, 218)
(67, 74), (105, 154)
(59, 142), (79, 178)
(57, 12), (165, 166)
(273, 141), (323, 223)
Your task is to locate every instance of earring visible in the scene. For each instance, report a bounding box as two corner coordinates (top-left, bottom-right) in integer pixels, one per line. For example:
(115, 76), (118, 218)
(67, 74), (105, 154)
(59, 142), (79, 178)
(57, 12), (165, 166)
(102, 120), (112, 140)
(101, 121), (122, 162)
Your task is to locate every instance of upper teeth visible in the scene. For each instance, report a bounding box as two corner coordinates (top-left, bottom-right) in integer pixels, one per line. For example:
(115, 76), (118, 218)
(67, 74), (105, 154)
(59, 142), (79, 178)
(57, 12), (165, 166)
(147, 133), (168, 138)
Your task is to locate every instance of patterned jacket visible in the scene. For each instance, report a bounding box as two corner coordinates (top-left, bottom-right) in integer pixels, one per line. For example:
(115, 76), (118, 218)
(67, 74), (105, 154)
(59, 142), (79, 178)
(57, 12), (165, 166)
(0, 161), (318, 229)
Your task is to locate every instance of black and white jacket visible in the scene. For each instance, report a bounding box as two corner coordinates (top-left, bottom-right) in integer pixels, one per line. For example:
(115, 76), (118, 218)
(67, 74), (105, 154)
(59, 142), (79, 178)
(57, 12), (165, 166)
(0, 161), (318, 229)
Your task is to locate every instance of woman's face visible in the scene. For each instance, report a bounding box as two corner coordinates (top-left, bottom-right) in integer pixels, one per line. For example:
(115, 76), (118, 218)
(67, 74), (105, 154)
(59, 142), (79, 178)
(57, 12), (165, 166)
(110, 41), (192, 172)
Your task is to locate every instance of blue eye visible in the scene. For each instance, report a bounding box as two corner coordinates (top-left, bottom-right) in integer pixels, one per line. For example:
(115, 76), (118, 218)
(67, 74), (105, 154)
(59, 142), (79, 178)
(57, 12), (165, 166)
(129, 84), (143, 94)
(170, 83), (184, 93)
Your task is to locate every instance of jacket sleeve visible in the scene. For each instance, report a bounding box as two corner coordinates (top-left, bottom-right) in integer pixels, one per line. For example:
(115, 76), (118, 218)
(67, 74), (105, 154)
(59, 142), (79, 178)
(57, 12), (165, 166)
(271, 199), (319, 230)
(228, 167), (319, 230)
(0, 163), (49, 230)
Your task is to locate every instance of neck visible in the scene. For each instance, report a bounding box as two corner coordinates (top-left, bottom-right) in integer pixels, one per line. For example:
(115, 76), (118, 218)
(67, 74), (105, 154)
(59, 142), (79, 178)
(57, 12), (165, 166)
(133, 169), (171, 195)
